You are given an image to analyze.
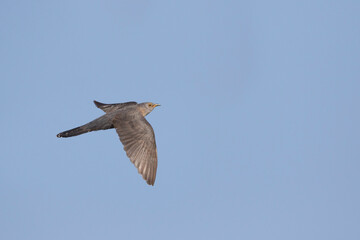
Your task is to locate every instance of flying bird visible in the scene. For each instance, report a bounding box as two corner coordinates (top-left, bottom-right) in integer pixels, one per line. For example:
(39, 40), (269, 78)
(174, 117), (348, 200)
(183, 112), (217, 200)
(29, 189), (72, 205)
(57, 100), (160, 186)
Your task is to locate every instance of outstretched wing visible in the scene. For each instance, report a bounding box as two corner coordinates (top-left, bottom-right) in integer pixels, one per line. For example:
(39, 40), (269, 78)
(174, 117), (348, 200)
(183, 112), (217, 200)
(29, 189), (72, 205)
(113, 110), (157, 185)
(94, 100), (137, 113)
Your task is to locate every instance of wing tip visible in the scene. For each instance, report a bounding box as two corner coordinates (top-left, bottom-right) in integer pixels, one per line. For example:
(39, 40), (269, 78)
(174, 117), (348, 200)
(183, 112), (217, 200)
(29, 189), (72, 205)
(93, 100), (104, 108)
(146, 179), (155, 186)
(141, 168), (156, 186)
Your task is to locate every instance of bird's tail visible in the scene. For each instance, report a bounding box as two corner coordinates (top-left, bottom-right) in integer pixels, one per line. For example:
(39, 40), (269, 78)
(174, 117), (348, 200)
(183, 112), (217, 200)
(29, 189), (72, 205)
(57, 115), (114, 138)
(57, 126), (89, 138)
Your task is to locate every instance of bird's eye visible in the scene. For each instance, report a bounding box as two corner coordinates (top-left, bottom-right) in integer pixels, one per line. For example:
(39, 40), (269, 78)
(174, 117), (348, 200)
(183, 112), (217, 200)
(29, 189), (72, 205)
(148, 103), (152, 107)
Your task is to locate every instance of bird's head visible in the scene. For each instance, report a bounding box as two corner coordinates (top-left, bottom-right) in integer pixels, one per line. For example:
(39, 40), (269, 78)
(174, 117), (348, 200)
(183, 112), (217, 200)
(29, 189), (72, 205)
(139, 102), (161, 116)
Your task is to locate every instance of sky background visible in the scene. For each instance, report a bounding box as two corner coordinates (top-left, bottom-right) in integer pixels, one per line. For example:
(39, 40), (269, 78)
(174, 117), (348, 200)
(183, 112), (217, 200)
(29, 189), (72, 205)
(1, 0), (359, 239)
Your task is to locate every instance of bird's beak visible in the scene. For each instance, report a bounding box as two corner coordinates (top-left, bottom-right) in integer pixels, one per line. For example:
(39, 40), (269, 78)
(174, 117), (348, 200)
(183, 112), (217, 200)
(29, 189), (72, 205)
(154, 104), (161, 107)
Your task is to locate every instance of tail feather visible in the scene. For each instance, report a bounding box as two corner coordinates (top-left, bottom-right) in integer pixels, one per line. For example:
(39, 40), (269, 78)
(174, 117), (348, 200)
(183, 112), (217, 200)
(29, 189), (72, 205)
(57, 115), (115, 138)
(57, 126), (88, 138)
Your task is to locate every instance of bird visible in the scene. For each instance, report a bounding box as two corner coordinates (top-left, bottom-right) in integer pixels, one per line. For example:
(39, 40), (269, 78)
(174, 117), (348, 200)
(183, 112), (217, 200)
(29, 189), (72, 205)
(57, 100), (160, 186)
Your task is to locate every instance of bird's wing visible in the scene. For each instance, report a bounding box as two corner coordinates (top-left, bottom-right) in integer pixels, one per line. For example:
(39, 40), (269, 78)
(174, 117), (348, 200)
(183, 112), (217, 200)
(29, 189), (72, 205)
(113, 110), (157, 185)
(94, 100), (137, 113)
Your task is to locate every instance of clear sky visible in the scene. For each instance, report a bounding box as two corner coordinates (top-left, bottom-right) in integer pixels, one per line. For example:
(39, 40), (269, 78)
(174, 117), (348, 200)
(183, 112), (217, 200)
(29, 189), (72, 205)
(1, 1), (359, 239)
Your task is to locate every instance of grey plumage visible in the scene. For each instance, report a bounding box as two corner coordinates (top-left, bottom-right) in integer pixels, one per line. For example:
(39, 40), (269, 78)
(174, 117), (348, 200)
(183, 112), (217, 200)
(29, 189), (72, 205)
(57, 100), (160, 186)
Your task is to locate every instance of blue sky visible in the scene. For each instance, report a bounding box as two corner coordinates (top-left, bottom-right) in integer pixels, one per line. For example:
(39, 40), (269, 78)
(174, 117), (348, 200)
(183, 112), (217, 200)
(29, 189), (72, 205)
(1, 1), (359, 239)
